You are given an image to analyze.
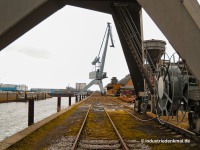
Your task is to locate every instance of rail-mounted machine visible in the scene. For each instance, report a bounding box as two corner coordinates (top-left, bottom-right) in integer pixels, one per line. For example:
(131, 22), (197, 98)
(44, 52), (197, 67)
(80, 22), (114, 94)
(142, 40), (200, 134)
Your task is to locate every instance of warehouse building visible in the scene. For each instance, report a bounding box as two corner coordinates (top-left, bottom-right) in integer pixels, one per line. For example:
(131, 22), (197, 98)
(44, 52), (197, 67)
(0, 84), (28, 91)
(76, 83), (86, 91)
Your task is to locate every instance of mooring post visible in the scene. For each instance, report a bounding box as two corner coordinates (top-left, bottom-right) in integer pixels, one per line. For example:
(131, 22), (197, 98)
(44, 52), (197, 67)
(79, 95), (82, 101)
(7, 92), (8, 101)
(57, 97), (61, 112)
(75, 95), (78, 102)
(28, 98), (34, 126)
(25, 91), (27, 100)
(69, 96), (71, 106)
(16, 92), (18, 100)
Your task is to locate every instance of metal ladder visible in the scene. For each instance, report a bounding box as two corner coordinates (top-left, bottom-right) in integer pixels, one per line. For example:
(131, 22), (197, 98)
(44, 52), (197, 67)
(112, 4), (155, 94)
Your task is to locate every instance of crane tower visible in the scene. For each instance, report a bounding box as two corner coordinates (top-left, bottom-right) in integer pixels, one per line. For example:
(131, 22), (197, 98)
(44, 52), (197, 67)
(80, 22), (114, 94)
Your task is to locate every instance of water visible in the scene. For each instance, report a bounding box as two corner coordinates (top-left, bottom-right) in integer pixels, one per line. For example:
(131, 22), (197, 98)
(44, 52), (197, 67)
(0, 97), (76, 141)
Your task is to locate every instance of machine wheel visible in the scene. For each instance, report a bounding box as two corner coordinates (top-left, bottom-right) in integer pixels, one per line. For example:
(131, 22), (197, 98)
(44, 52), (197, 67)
(170, 53), (188, 124)
(155, 53), (173, 124)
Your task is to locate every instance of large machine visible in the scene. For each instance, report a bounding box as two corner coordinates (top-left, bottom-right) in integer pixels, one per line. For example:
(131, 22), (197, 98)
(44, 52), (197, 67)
(80, 22), (114, 94)
(142, 40), (200, 134)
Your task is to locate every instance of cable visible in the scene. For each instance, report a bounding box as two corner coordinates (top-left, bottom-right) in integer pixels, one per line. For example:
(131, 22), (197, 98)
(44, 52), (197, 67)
(106, 97), (157, 122)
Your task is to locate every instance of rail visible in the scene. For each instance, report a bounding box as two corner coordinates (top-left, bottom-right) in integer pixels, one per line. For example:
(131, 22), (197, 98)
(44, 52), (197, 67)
(103, 106), (129, 150)
(71, 106), (91, 150)
(71, 98), (130, 149)
(106, 96), (200, 144)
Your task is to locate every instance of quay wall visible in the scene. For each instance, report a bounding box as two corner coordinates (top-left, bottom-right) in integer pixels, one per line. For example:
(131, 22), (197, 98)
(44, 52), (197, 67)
(0, 92), (52, 103)
(0, 95), (90, 150)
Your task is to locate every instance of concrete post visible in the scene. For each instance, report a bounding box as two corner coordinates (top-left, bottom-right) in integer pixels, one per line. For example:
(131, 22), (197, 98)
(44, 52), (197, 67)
(69, 96), (71, 106)
(57, 97), (61, 112)
(28, 98), (34, 126)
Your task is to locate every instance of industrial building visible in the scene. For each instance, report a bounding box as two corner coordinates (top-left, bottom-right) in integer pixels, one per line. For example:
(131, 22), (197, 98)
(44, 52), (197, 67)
(106, 77), (123, 96)
(76, 83), (86, 91)
(105, 75), (135, 99)
(0, 84), (28, 91)
(30, 87), (76, 94)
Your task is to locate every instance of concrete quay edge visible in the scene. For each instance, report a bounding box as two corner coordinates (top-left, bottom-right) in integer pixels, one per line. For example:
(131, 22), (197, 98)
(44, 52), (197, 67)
(0, 96), (90, 150)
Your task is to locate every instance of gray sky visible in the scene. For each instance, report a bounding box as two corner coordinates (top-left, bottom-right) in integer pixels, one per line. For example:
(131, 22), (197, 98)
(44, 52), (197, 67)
(1, 3), (197, 90)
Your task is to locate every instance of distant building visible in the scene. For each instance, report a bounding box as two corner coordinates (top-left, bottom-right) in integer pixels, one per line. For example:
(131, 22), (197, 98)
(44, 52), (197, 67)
(76, 83), (86, 91)
(118, 74), (134, 89)
(0, 83), (28, 91)
(30, 86), (76, 93)
(105, 77), (123, 96)
(105, 74), (135, 97)
(30, 88), (53, 93)
(118, 74), (135, 96)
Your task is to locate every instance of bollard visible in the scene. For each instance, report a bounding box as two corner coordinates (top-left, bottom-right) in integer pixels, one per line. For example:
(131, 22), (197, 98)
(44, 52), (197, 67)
(75, 95), (78, 102)
(28, 98), (34, 126)
(16, 92), (18, 100)
(57, 97), (61, 112)
(79, 95), (82, 101)
(7, 92), (8, 101)
(25, 91), (27, 100)
(69, 96), (71, 106)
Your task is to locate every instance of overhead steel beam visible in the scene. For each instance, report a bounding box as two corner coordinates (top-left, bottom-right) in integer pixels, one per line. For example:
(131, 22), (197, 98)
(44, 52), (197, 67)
(111, 4), (144, 95)
(0, 0), (66, 50)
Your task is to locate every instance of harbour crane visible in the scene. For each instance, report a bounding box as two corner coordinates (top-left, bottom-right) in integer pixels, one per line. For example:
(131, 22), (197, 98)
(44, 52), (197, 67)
(80, 22), (114, 94)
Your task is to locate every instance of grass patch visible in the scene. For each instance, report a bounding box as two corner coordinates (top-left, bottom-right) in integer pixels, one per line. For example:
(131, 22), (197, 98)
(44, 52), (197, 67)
(109, 109), (193, 150)
(82, 109), (117, 140)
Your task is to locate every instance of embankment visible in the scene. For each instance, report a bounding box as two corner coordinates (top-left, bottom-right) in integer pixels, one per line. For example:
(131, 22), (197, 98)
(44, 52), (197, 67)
(0, 92), (52, 103)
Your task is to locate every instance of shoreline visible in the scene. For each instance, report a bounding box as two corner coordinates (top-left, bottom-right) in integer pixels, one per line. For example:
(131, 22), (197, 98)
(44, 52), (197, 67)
(0, 92), (52, 103)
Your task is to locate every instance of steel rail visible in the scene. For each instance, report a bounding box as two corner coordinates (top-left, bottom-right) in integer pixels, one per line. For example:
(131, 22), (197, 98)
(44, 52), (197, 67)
(103, 106), (129, 150)
(106, 97), (200, 144)
(106, 97), (157, 122)
(71, 106), (91, 150)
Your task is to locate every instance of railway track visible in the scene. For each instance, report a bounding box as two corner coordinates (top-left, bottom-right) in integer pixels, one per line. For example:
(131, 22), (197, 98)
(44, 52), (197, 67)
(7, 93), (200, 150)
(70, 96), (200, 149)
(106, 96), (200, 147)
(71, 98), (130, 150)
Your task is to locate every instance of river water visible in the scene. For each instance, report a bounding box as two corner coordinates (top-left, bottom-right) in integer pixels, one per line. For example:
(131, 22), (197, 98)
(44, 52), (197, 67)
(0, 97), (76, 141)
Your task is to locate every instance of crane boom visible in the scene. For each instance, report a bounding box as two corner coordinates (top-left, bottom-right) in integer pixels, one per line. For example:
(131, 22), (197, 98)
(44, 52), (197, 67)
(99, 22), (114, 77)
(79, 22), (114, 94)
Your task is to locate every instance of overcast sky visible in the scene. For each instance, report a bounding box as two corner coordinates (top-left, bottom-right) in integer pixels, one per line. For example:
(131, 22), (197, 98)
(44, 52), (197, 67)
(0, 2), (199, 90)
